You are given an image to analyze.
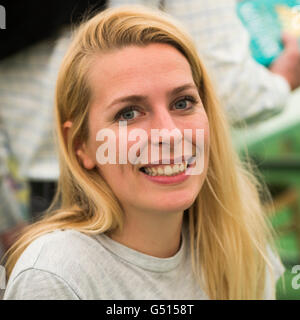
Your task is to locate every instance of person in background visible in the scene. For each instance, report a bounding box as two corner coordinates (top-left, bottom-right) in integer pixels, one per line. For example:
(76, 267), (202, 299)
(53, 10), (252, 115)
(0, 32), (72, 255)
(108, 0), (300, 124)
(0, 0), (106, 255)
(0, 123), (28, 257)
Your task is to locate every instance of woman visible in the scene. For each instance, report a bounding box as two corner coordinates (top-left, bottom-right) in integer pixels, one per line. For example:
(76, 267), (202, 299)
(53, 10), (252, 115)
(3, 5), (284, 300)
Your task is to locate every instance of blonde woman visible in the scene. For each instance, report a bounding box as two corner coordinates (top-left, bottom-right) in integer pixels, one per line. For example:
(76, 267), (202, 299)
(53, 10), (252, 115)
(3, 6), (284, 300)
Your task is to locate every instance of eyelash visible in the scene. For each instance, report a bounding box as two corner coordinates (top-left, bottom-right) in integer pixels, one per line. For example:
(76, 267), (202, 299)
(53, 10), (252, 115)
(114, 106), (142, 122)
(114, 96), (198, 122)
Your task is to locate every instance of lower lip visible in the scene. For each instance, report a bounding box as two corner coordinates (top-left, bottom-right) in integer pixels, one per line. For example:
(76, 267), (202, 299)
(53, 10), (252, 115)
(140, 166), (193, 185)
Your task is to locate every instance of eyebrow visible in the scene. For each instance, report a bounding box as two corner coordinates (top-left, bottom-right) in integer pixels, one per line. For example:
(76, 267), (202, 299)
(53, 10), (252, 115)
(106, 83), (198, 110)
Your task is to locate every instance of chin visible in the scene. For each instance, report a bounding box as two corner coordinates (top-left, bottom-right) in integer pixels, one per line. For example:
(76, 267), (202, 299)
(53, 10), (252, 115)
(148, 195), (197, 214)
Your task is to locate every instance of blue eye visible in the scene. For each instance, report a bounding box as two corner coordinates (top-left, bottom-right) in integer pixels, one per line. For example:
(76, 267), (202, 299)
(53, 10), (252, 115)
(174, 99), (188, 109)
(115, 106), (142, 121)
(174, 96), (196, 110)
(122, 110), (137, 120)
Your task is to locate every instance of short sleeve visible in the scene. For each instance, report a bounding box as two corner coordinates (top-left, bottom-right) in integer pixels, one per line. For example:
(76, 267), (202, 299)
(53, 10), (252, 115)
(3, 268), (80, 300)
(264, 246), (285, 300)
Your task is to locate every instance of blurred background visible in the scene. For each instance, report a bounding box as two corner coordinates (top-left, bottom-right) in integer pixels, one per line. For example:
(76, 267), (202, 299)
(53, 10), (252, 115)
(235, 0), (300, 299)
(0, 0), (300, 300)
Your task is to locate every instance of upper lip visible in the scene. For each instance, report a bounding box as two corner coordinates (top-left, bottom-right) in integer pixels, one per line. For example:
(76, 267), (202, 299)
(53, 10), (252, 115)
(138, 155), (195, 168)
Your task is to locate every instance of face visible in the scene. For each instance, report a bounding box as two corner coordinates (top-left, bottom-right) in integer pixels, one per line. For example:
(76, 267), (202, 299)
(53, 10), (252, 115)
(77, 43), (210, 216)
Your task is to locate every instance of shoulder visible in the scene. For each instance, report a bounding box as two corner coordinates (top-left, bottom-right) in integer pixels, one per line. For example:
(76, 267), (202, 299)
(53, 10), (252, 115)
(7, 229), (106, 298)
(10, 229), (102, 276)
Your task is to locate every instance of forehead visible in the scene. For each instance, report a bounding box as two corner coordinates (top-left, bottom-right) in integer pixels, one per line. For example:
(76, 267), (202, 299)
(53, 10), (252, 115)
(88, 43), (195, 103)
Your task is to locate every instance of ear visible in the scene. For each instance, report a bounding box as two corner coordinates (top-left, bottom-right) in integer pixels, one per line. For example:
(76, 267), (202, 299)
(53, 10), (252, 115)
(63, 121), (96, 170)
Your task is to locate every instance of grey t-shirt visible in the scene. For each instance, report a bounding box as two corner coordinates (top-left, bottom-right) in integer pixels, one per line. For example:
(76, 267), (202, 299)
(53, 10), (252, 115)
(3, 225), (284, 300)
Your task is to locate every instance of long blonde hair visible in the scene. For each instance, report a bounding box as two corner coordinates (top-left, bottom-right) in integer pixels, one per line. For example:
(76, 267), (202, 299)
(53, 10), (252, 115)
(4, 5), (276, 299)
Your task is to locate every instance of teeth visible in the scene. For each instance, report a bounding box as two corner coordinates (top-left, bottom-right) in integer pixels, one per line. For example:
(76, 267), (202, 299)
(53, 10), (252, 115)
(157, 167), (164, 175)
(143, 162), (187, 176)
(164, 165), (172, 176)
(151, 167), (157, 176)
(173, 164), (179, 174)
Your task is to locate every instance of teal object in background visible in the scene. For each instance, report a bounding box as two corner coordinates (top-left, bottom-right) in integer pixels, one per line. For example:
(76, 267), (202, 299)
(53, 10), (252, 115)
(237, 0), (300, 66)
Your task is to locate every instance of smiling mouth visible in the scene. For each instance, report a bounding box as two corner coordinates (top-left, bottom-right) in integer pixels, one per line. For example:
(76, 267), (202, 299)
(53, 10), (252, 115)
(139, 156), (195, 176)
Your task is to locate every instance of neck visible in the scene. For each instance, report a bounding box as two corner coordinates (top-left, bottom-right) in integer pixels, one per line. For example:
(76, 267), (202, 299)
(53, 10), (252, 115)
(108, 208), (184, 258)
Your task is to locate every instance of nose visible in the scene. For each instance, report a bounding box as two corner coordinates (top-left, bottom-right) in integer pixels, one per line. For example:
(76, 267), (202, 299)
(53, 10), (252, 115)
(150, 107), (183, 156)
(152, 106), (177, 129)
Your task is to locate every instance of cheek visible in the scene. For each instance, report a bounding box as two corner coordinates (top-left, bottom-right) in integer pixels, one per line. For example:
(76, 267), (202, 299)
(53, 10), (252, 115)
(96, 164), (129, 198)
(96, 163), (139, 208)
(188, 114), (210, 174)
(185, 113), (210, 148)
